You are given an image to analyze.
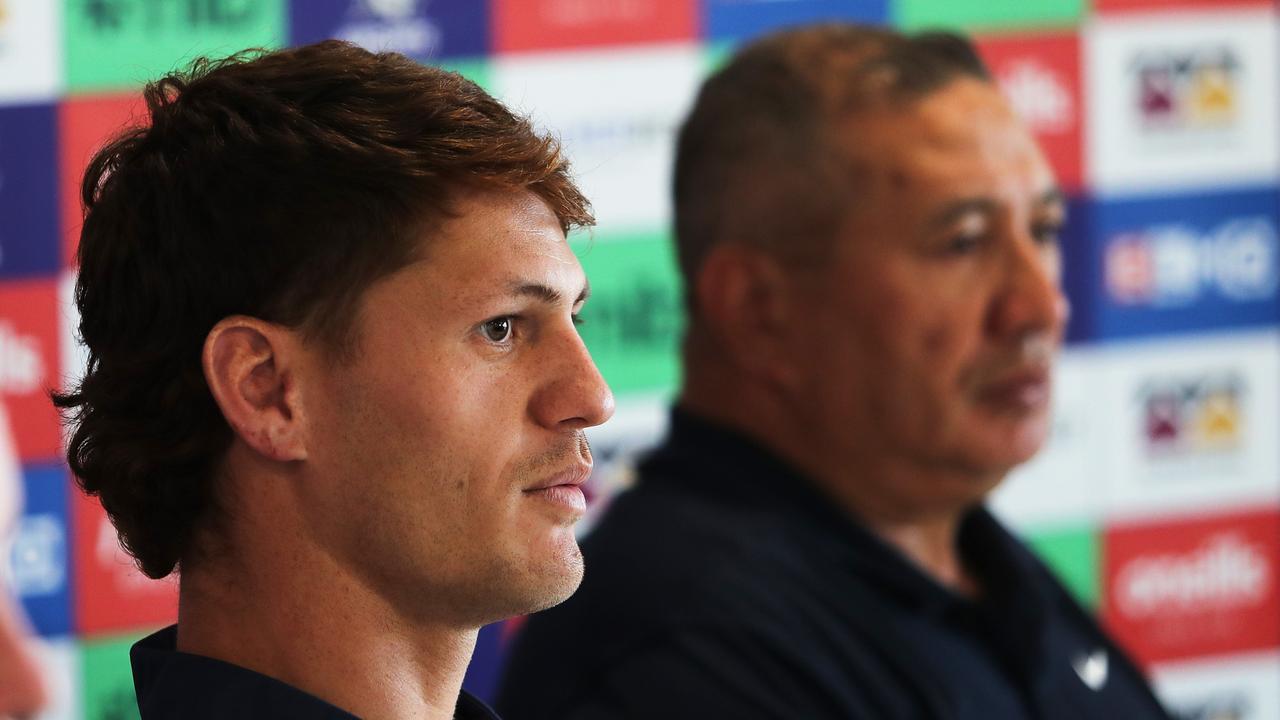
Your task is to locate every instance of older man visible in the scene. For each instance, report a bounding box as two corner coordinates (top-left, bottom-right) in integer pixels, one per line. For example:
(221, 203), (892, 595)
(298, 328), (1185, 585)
(56, 41), (613, 719)
(498, 25), (1171, 719)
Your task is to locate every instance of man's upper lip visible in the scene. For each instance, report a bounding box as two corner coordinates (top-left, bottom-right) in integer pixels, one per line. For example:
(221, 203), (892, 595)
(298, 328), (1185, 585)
(525, 465), (591, 491)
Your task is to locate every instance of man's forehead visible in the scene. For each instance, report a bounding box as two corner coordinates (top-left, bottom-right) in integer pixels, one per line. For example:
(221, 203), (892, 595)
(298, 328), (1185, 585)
(838, 85), (1054, 197)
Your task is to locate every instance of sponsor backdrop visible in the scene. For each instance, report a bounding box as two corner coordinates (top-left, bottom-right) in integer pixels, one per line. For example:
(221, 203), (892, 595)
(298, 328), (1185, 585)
(0, 0), (1276, 717)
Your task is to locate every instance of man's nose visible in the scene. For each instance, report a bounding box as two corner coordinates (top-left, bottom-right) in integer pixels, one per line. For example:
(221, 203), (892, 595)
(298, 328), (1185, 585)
(987, 234), (1069, 343)
(530, 326), (615, 432)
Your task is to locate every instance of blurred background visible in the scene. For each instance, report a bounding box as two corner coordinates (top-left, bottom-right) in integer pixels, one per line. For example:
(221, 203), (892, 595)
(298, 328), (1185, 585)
(0, 0), (1277, 718)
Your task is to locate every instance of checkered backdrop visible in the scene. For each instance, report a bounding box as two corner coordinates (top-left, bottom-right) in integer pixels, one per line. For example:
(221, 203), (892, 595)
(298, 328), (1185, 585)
(1, 1), (1277, 718)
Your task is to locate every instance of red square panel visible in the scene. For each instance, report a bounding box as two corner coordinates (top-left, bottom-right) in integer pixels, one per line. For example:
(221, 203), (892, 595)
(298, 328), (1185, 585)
(58, 94), (147, 268)
(0, 279), (61, 462)
(492, 0), (697, 53)
(1093, 0), (1273, 12)
(977, 31), (1085, 192)
(73, 487), (178, 635)
(1104, 507), (1280, 666)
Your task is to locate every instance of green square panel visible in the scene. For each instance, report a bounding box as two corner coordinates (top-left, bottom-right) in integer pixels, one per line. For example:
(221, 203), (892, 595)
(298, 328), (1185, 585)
(82, 631), (148, 720)
(893, 0), (1083, 31)
(65, 0), (287, 92)
(572, 231), (685, 397)
(1025, 524), (1100, 610)
(433, 58), (491, 93)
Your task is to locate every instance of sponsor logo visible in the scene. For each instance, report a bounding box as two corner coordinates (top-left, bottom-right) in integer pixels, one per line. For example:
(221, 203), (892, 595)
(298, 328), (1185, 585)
(334, 0), (441, 58)
(13, 463), (71, 635)
(1115, 532), (1269, 617)
(1104, 219), (1278, 307)
(998, 59), (1074, 135)
(1086, 14), (1280, 194)
(0, 0), (10, 53)
(66, 0), (283, 91)
(584, 272), (678, 350)
(977, 32), (1083, 191)
(0, 281), (60, 462)
(1132, 47), (1239, 131)
(492, 0), (695, 52)
(78, 0), (260, 32)
(572, 234), (683, 395)
(1104, 509), (1280, 664)
(1139, 374), (1243, 456)
(10, 513), (65, 596)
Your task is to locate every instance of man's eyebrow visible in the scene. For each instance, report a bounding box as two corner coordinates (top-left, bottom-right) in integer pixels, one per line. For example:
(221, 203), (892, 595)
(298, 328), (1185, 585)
(507, 280), (591, 305)
(926, 187), (1067, 231)
(926, 198), (998, 232)
(1036, 187), (1066, 210)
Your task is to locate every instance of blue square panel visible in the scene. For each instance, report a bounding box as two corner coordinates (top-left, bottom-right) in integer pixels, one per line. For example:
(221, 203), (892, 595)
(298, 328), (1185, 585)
(10, 463), (72, 637)
(289, 0), (489, 62)
(702, 0), (887, 45)
(0, 103), (60, 280)
(1084, 187), (1279, 341)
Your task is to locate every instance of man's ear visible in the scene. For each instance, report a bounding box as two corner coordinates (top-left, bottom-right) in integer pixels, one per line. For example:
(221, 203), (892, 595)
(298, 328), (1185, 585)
(202, 316), (308, 462)
(693, 243), (799, 387)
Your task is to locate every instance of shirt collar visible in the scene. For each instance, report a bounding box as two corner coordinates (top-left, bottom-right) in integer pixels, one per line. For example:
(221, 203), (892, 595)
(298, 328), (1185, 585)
(642, 407), (1051, 630)
(132, 625), (500, 719)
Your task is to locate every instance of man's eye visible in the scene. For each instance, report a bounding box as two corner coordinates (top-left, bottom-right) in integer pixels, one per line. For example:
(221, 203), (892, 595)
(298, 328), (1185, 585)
(1032, 222), (1063, 247)
(481, 317), (513, 343)
(945, 234), (983, 255)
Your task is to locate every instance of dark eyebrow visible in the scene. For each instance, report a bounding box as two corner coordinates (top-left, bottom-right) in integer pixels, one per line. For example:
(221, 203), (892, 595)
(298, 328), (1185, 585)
(926, 187), (1066, 231)
(507, 280), (591, 305)
(926, 198), (997, 232)
(1036, 187), (1066, 207)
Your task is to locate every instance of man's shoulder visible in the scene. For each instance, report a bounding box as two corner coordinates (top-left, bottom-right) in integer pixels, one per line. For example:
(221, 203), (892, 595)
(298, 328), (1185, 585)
(498, 471), (872, 718)
(580, 474), (813, 617)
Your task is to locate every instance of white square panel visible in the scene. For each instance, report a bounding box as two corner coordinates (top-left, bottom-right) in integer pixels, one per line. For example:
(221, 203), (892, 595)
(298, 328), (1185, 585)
(1094, 330), (1280, 520)
(0, 0), (62, 104)
(1085, 9), (1280, 194)
(492, 44), (704, 237)
(1151, 650), (1280, 720)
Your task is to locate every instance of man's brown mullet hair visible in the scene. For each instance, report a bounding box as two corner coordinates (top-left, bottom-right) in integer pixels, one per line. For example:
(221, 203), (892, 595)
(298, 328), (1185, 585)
(54, 40), (593, 580)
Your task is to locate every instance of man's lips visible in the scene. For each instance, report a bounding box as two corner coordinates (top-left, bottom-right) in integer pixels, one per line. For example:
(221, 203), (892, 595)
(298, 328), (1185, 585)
(524, 464), (591, 492)
(523, 465), (592, 516)
(977, 367), (1052, 410)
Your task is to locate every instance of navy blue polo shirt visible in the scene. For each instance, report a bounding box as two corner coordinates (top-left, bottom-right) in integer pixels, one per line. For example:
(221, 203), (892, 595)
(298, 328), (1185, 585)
(131, 625), (500, 719)
(496, 409), (1174, 720)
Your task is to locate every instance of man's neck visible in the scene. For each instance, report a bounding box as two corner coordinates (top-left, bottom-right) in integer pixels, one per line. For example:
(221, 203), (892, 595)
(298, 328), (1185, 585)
(680, 377), (988, 597)
(176, 506), (475, 720)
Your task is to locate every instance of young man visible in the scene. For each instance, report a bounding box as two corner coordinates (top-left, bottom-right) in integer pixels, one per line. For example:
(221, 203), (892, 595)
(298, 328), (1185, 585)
(57, 41), (613, 719)
(499, 25), (1173, 719)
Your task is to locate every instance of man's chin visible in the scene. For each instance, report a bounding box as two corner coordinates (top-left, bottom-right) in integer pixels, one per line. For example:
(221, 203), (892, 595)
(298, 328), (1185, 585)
(980, 421), (1051, 476)
(510, 546), (585, 616)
